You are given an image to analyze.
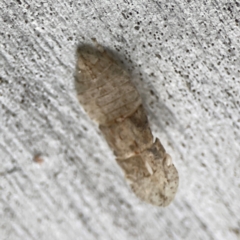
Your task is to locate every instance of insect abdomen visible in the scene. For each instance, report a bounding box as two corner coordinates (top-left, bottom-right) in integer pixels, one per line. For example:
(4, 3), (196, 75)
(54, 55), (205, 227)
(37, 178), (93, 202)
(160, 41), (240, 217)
(100, 105), (153, 159)
(76, 47), (141, 125)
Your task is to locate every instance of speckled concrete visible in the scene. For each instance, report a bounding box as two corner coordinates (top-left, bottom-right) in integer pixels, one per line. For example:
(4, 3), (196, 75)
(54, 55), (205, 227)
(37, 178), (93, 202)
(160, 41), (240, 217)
(0, 1), (240, 240)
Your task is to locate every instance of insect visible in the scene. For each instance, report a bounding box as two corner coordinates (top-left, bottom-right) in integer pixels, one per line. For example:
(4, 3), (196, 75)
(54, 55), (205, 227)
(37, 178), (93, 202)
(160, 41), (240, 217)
(33, 154), (44, 164)
(75, 40), (179, 206)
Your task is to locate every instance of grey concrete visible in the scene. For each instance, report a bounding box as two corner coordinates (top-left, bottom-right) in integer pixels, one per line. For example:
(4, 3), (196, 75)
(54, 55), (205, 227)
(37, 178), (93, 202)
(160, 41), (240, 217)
(0, 1), (240, 240)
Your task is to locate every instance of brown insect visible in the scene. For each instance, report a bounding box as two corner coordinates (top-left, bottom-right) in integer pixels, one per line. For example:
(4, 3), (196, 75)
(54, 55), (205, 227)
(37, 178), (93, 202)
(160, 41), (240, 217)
(33, 154), (44, 164)
(75, 40), (179, 206)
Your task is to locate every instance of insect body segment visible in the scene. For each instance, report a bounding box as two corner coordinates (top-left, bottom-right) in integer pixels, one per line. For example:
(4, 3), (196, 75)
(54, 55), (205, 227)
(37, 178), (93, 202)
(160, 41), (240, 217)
(75, 43), (179, 207)
(75, 46), (141, 125)
(100, 105), (153, 159)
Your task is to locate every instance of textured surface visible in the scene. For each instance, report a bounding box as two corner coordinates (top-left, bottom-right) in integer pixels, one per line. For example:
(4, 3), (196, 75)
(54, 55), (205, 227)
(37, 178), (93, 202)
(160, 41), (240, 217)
(75, 45), (178, 207)
(0, 1), (240, 240)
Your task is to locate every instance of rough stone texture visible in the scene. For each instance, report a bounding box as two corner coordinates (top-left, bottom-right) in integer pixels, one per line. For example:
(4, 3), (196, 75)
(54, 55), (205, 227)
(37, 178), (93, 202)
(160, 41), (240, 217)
(0, 1), (240, 240)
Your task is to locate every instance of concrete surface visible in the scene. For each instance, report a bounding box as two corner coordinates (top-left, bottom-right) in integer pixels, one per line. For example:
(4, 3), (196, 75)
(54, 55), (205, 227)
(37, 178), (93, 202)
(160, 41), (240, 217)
(0, 1), (240, 240)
